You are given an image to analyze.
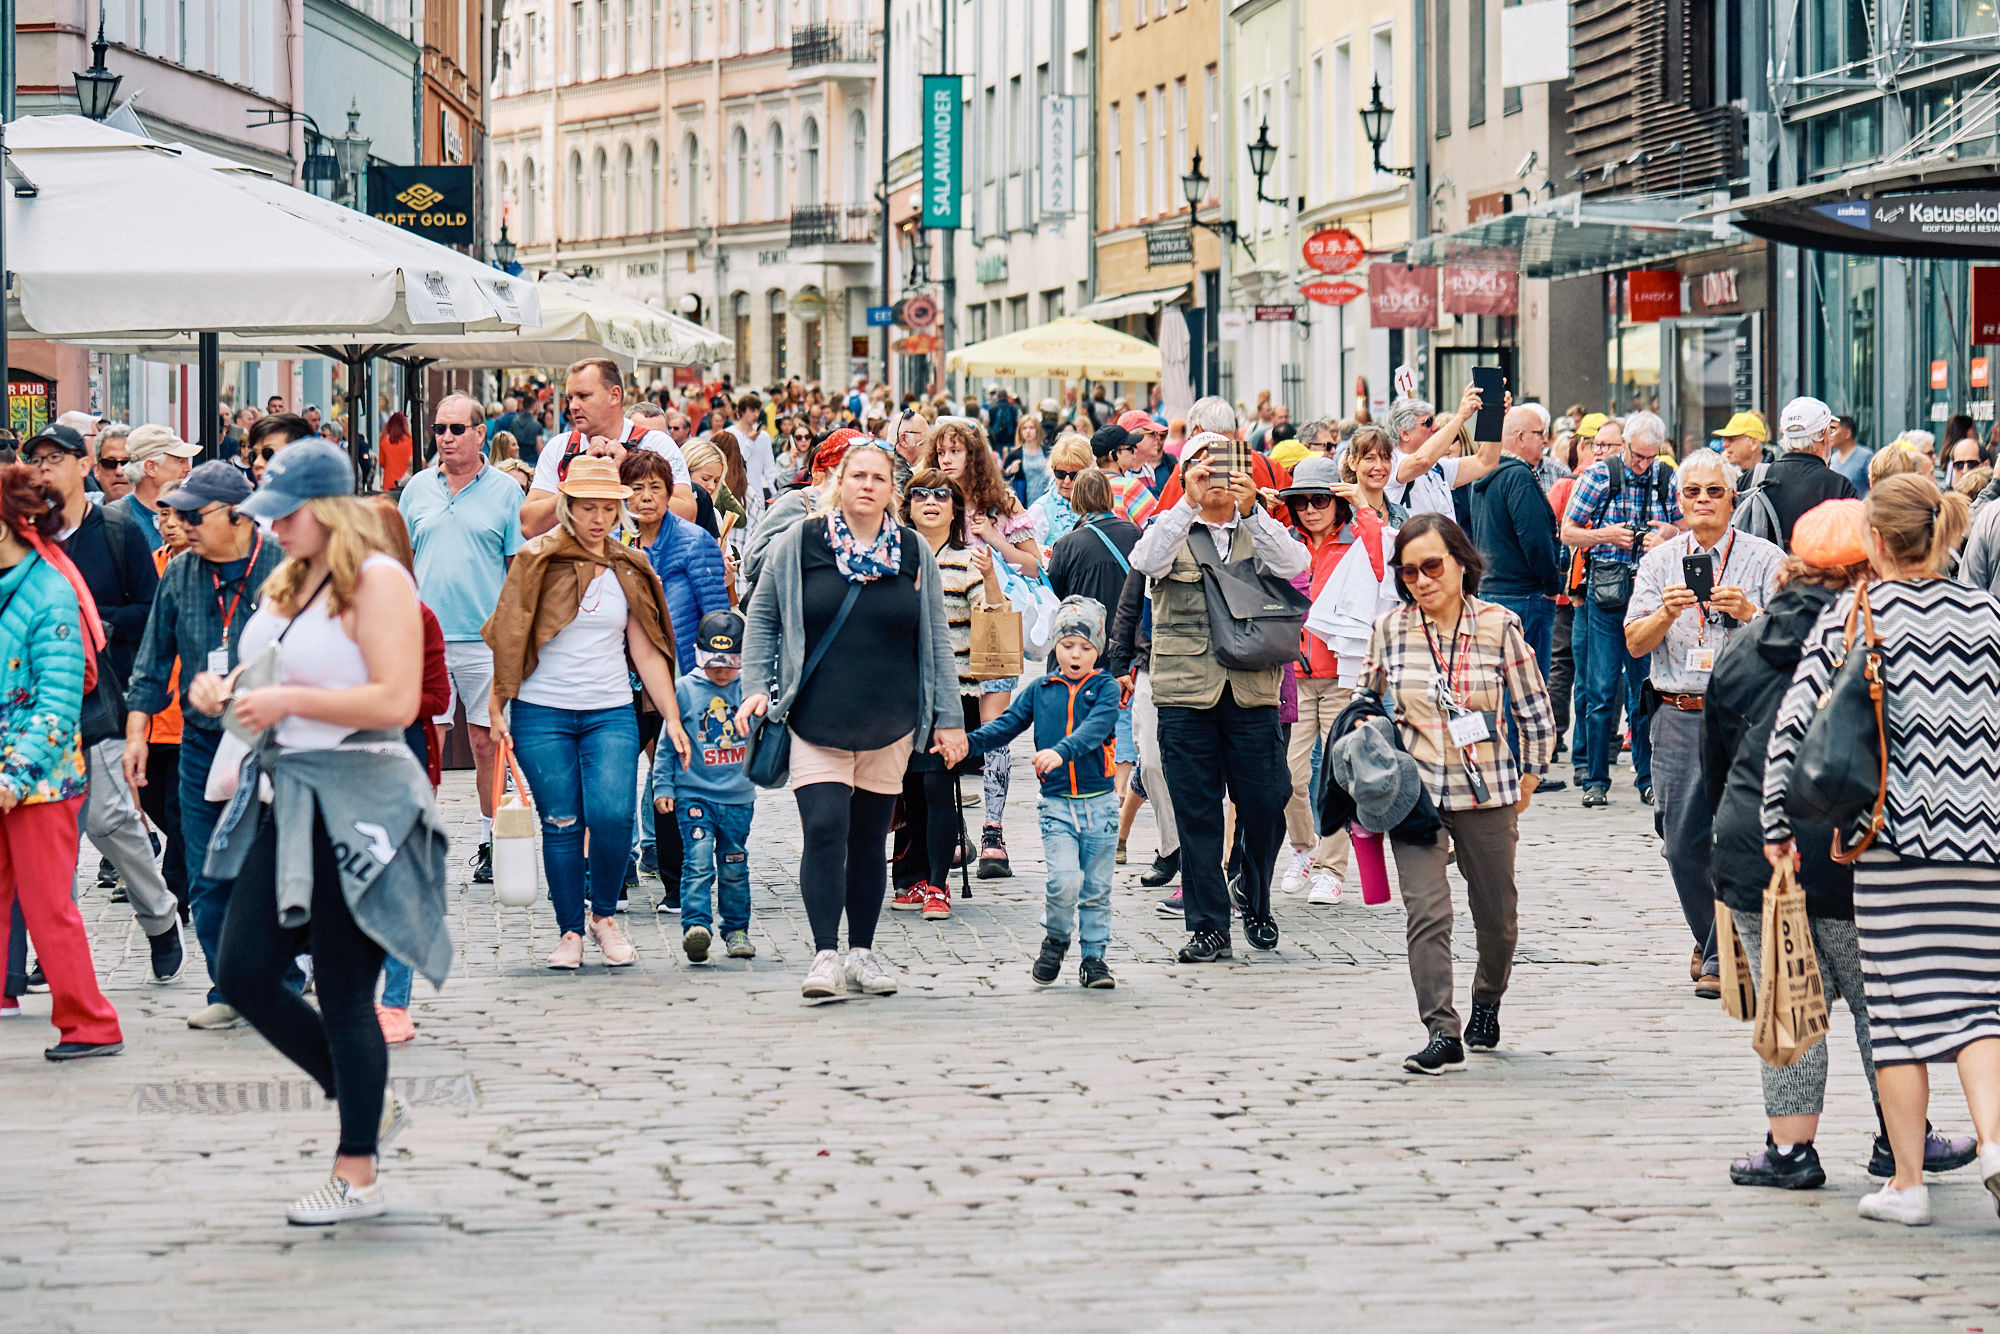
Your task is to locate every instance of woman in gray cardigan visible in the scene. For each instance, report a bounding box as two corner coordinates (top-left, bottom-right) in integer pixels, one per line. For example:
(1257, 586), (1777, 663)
(738, 442), (966, 1000)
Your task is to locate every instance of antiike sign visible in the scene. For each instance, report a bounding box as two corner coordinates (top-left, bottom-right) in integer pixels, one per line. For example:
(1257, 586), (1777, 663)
(369, 165), (475, 245)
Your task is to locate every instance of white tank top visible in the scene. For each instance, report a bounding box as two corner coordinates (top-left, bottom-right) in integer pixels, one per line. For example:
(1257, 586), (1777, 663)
(237, 553), (413, 751)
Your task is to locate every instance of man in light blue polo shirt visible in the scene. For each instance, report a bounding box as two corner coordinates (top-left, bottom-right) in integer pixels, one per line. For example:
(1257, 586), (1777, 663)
(400, 392), (524, 883)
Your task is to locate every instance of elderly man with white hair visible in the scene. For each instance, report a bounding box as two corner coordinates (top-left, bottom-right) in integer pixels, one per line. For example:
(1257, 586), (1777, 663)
(1732, 396), (1856, 550)
(106, 425), (201, 551)
(1152, 396), (1296, 512)
(1385, 382), (1506, 517)
(1622, 449), (1782, 997)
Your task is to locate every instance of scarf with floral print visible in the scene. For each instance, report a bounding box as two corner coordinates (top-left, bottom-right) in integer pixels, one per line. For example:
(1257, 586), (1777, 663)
(826, 506), (903, 583)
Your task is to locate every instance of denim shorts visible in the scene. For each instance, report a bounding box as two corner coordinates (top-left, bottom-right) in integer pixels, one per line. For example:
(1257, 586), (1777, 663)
(980, 675), (1020, 695)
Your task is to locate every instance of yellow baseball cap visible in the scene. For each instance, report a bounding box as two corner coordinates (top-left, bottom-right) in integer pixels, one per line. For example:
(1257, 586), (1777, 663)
(1712, 410), (1768, 442)
(1576, 412), (1610, 441)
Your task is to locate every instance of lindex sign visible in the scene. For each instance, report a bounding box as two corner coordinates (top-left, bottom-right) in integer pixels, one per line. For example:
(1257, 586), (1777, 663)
(1300, 279), (1364, 306)
(1302, 227), (1365, 275)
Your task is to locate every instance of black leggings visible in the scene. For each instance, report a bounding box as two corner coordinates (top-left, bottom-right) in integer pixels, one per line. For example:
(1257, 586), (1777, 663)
(893, 769), (960, 890)
(217, 809), (387, 1158)
(139, 741), (186, 909)
(795, 783), (898, 951)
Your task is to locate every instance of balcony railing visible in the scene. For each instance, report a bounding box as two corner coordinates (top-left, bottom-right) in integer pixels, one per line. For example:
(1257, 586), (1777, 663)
(790, 22), (874, 69)
(790, 204), (877, 248)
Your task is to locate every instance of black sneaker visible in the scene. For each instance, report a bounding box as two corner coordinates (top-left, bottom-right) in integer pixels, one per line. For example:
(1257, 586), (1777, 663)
(1639, 784), (1656, 806)
(1139, 849), (1181, 888)
(1730, 1138), (1826, 1190)
(1243, 917), (1280, 951)
(1403, 1034), (1466, 1075)
(1536, 777), (1568, 794)
(1581, 785), (1609, 809)
(148, 925), (185, 984)
(1176, 930), (1232, 963)
(95, 858), (118, 889)
(1227, 873), (1248, 917)
(24, 964), (47, 994)
(1080, 957), (1115, 989)
(655, 886), (681, 915)
(976, 826), (1012, 880)
(46, 1040), (122, 1061)
(1465, 1001), (1501, 1051)
(470, 842), (494, 885)
(1031, 936), (1067, 985)
(1868, 1129), (1979, 1178)
(109, 884), (128, 903)
(639, 845), (658, 876)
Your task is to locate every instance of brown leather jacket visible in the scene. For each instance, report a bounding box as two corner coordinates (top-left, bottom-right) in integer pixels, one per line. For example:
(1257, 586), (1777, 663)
(482, 529), (676, 700)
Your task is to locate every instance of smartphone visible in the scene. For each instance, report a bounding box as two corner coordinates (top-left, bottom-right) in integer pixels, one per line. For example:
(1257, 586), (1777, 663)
(1682, 553), (1715, 603)
(1470, 366), (1507, 442)
(1210, 434), (1251, 480)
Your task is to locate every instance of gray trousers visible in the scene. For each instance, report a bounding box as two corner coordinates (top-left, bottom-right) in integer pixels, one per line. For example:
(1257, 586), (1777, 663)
(85, 737), (175, 937)
(1730, 908), (1874, 1117)
(1128, 671), (1179, 858)
(1393, 805), (1519, 1041)
(1651, 707), (1718, 976)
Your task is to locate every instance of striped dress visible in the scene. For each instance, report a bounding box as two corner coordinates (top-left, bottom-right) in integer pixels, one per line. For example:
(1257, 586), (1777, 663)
(1762, 578), (2000, 1065)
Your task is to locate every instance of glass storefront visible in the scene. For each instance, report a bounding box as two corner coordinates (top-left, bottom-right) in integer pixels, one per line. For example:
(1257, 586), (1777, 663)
(1663, 315), (1762, 457)
(1804, 250), (1878, 442)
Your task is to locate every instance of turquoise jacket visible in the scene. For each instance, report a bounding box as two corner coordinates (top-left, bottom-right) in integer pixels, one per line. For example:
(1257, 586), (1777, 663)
(0, 553), (87, 806)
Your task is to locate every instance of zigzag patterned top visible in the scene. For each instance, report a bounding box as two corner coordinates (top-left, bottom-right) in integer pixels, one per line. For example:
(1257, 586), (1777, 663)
(1763, 578), (2000, 862)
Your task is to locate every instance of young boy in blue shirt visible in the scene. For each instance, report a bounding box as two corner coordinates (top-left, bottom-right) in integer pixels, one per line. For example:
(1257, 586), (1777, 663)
(964, 596), (1123, 988)
(654, 610), (757, 964)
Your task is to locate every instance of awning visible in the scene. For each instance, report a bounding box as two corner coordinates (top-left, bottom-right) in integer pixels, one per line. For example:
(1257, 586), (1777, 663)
(1687, 154), (2000, 259)
(946, 317), (1161, 381)
(1404, 192), (1737, 280)
(1070, 284), (1188, 322)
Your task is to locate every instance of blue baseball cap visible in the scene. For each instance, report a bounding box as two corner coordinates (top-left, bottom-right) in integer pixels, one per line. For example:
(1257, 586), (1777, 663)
(163, 460), (253, 512)
(236, 438), (356, 521)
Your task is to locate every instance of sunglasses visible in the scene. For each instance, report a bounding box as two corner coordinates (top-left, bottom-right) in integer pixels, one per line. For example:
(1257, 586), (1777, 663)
(1680, 484), (1730, 500)
(908, 486), (955, 502)
(1052, 468), (1083, 481)
(1397, 556), (1450, 582)
(1954, 458), (1981, 470)
(1292, 493), (1337, 511)
(432, 422), (474, 437)
(96, 455), (129, 469)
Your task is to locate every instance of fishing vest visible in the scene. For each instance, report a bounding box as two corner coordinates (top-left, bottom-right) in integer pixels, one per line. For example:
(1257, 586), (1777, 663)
(1146, 521), (1285, 710)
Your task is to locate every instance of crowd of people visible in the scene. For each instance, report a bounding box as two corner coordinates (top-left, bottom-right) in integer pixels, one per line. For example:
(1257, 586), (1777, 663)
(9, 362), (2000, 1236)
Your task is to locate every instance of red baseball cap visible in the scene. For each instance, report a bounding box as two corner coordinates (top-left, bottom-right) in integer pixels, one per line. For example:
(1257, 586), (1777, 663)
(1117, 410), (1163, 435)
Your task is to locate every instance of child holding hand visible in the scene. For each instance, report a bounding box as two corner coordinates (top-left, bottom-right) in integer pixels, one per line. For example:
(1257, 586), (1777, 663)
(654, 610), (757, 964)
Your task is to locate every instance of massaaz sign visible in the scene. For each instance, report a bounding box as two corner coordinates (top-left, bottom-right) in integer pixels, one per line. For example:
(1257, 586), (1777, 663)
(369, 165), (475, 245)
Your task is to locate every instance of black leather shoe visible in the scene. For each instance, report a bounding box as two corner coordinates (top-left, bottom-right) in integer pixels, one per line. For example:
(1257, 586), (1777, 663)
(1465, 1001), (1501, 1051)
(46, 1040), (122, 1061)
(1403, 1034), (1466, 1075)
(1536, 777), (1567, 794)
(1243, 916), (1280, 951)
(1139, 850), (1181, 888)
(1176, 930), (1233, 963)
(1031, 935), (1067, 985)
(470, 842), (494, 885)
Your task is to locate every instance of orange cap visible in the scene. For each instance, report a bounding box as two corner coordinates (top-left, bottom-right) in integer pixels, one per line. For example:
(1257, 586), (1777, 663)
(1792, 498), (1868, 568)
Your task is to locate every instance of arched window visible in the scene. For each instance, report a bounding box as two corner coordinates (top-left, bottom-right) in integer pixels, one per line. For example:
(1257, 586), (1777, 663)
(766, 122), (785, 218)
(801, 116), (820, 204)
(567, 150), (583, 236)
(522, 158), (538, 243)
(620, 144), (636, 234)
(731, 125), (749, 224)
(496, 159), (510, 233)
(646, 139), (661, 232)
(592, 147), (609, 236)
(682, 131), (701, 226)
(847, 109), (867, 204)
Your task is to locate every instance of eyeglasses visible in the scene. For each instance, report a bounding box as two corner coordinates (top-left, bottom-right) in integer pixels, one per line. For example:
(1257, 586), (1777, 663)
(25, 451), (70, 468)
(1680, 484), (1731, 500)
(908, 486), (955, 502)
(431, 422), (474, 437)
(191, 504), (233, 523)
(1052, 468), (1083, 481)
(1397, 556), (1449, 582)
(1292, 493), (1337, 511)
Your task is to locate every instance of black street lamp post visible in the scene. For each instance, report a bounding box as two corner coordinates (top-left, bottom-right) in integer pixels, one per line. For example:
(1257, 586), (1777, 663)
(1360, 76), (1417, 180)
(73, 10), (121, 121)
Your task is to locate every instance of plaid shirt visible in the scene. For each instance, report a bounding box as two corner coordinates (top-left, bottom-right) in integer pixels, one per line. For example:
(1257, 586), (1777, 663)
(1562, 458), (1684, 565)
(1358, 597), (1557, 810)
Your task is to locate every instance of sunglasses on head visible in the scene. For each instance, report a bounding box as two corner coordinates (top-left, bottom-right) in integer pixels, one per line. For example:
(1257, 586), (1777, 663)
(1680, 484), (1730, 500)
(1052, 467), (1082, 481)
(909, 486), (955, 502)
(432, 422), (473, 437)
(1398, 556), (1449, 582)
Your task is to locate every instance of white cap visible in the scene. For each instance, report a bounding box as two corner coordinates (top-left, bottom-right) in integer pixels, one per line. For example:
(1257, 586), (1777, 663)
(1182, 431), (1233, 462)
(1779, 395), (1834, 440)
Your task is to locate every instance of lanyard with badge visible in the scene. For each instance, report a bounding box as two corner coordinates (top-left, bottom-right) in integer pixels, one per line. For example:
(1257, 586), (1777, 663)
(206, 528), (264, 677)
(1682, 529), (1736, 676)
(1422, 610), (1493, 804)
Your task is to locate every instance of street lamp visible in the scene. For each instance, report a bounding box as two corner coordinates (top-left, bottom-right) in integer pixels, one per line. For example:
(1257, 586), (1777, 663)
(335, 102), (372, 207)
(301, 134), (342, 199)
(1359, 77), (1416, 180)
(492, 221), (517, 269)
(73, 10), (122, 121)
(906, 225), (932, 285)
(1179, 150), (1250, 258)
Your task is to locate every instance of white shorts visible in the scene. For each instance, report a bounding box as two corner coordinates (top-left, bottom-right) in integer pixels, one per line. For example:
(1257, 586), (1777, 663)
(437, 641), (496, 728)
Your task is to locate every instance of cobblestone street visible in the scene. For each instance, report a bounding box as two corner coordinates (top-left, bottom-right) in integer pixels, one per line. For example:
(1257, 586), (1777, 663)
(7, 751), (2000, 1331)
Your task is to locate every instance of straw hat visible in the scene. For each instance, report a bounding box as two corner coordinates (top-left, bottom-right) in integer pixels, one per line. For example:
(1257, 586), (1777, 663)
(558, 455), (633, 500)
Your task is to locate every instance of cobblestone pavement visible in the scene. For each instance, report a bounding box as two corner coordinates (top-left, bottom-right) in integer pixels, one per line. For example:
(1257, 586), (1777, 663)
(7, 746), (2000, 1332)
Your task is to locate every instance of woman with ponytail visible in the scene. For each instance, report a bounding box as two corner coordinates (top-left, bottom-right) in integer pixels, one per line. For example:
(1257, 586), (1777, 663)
(1763, 473), (2000, 1227)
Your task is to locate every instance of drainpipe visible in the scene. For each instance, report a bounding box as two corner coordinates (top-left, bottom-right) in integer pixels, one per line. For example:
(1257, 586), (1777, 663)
(1411, 0), (1429, 394)
(879, 0), (892, 389)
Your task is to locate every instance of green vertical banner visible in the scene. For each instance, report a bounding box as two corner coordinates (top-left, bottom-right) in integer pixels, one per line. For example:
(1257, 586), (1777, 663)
(922, 74), (963, 230)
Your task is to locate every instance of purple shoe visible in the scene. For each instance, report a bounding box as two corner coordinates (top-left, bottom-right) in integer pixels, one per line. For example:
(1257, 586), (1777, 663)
(1869, 1131), (1979, 1178)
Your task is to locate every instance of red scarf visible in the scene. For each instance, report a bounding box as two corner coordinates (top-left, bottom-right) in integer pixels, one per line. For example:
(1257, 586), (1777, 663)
(24, 530), (105, 692)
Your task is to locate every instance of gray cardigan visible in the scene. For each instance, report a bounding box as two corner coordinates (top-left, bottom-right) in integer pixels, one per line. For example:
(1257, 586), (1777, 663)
(742, 517), (959, 768)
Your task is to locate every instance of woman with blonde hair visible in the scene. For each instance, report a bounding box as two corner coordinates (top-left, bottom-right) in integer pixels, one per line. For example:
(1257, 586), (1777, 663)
(1028, 435), (1095, 551)
(1764, 474), (2000, 1225)
(196, 440), (451, 1224)
(683, 437), (748, 529)
(1869, 443), (1929, 489)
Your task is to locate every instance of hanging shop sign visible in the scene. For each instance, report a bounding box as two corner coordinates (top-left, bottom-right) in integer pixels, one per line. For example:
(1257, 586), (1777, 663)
(1300, 279), (1365, 306)
(1932, 359), (1950, 390)
(1440, 266), (1519, 316)
(1367, 264), (1438, 329)
(1973, 356), (1990, 389)
(1254, 304), (1298, 322)
(368, 165), (474, 244)
(1972, 266), (2000, 344)
(1624, 269), (1682, 322)
(921, 75), (964, 229)
(1302, 227), (1365, 275)
(896, 333), (941, 355)
(1040, 95), (1080, 218)
(1146, 226), (1195, 267)
(788, 292), (826, 323)
(902, 293), (939, 329)
(7, 376), (50, 439)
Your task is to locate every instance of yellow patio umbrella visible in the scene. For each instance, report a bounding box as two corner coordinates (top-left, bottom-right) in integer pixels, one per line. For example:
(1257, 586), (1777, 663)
(945, 317), (1162, 380)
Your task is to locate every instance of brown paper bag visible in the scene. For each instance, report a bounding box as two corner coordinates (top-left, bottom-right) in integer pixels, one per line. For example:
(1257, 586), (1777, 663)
(1752, 860), (1830, 1068)
(1717, 902), (1756, 1021)
(969, 602), (1025, 681)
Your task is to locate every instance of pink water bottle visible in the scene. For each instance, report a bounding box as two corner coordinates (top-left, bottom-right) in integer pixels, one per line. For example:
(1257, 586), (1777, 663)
(1351, 827), (1391, 905)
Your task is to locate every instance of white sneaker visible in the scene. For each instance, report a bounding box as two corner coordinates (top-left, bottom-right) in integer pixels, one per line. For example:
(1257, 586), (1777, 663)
(1307, 871), (1344, 905)
(1857, 1182), (1932, 1226)
(186, 1002), (245, 1030)
(286, 1175), (387, 1226)
(802, 949), (843, 998)
(843, 947), (900, 995)
(1280, 849), (1313, 895)
(378, 1091), (412, 1150)
(1979, 1142), (2000, 1217)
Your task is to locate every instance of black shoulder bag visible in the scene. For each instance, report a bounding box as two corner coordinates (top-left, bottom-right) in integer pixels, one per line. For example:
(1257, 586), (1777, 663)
(1186, 526), (1313, 671)
(1585, 460), (1655, 614)
(740, 582), (863, 789)
(1784, 583), (1887, 863)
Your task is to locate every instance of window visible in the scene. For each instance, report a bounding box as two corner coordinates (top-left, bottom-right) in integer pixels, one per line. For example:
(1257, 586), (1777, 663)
(1173, 79), (1189, 208)
(768, 290), (788, 379)
(1309, 55), (1325, 199)
(1333, 42), (1354, 195)
(569, 2), (584, 81)
(848, 110), (867, 203)
(766, 122), (786, 217)
(1503, 0), (1522, 114)
(598, 0), (612, 76)
(625, 0), (638, 69)
(1135, 0), (1145, 26)
(652, 0), (663, 65)
(983, 85), (998, 187)
(567, 150), (583, 234)
(1239, 92), (1255, 219)
(1468, 0), (1486, 127)
(593, 147), (609, 235)
(621, 144), (636, 233)
(1926, 0), (2000, 40)
(1434, 0), (1450, 135)
(688, 0), (701, 60)
(646, 140), (661, 230)
(1154, 83), (1169, 216)
(1108, 0), (1119, 37)
(1010, 75), (1024, 176)
(682, 132), (701, 225)
(736, 0), (749, 52)
(1109, 102), (1122, 226)
(733, 293), (751, 382)
(1203, 67), (1219, 199)
(1134, 92), (1148, 220)
(1802, 0), (1873, 76)
(497, 159), (511, 235)
(731, 125), (749, 222)
(801, 116), (821, 203)
(1043, 287), (1066, 322)
(1371, 28), (1396, 184)
(525, 13), (541, 88)
(522, 158), (539, 243)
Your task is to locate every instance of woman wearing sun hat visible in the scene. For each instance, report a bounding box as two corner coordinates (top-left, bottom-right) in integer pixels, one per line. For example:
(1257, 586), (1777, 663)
(485, 455), (691, 972)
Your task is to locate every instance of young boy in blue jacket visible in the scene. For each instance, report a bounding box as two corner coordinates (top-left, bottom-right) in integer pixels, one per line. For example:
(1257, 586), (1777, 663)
(654, 610), (757, 964)
(964, 596), (1122, 988)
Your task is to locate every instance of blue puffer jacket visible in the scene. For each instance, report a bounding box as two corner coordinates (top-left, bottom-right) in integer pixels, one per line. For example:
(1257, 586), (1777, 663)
(645, 514), (731, 669)
(0, 553), (87, 806)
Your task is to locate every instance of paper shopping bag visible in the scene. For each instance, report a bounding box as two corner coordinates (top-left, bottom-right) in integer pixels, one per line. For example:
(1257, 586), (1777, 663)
(969, 601), (1025, 681)
(1716, 901), (1756, 1021)
(1751, 860), (1830, 1067)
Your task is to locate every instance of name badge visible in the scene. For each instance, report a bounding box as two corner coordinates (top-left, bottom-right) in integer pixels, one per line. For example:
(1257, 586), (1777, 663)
(207, 649), (230, 677)
(1685, 647), (1716, 674)
(1447, 711), (1491, 748)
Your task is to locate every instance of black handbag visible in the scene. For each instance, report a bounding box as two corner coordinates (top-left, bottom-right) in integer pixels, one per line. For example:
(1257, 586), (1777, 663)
(1785, 583), (1887, 863)
(741, 581), (863, 789)
(1587, 557), (1634, 612)
(79, 644), (126, 747)
(1185, 527), (1312, 671)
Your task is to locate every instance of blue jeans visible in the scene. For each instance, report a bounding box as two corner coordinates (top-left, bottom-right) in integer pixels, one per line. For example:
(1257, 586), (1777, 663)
(180, 725), (231, 1004)
(380, 956), (413, 1009)
(678, 798), (753, 934)
(1039, 792), (1118, 958)
(508, 700), (641, 935)
(1487, 593), (1553, 758)
(1581, 600), (1653, 790)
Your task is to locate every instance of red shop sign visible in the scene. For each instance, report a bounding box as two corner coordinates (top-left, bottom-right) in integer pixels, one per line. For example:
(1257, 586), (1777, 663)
(1367, 264), (1438, 329)
(1300, 279), (1365, 306)
(1440, 266), (1519, 316)
(1625, 270), (1682, 322)
(1302, 227), (1366, 275)
(1972, 266), (2000, 344)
